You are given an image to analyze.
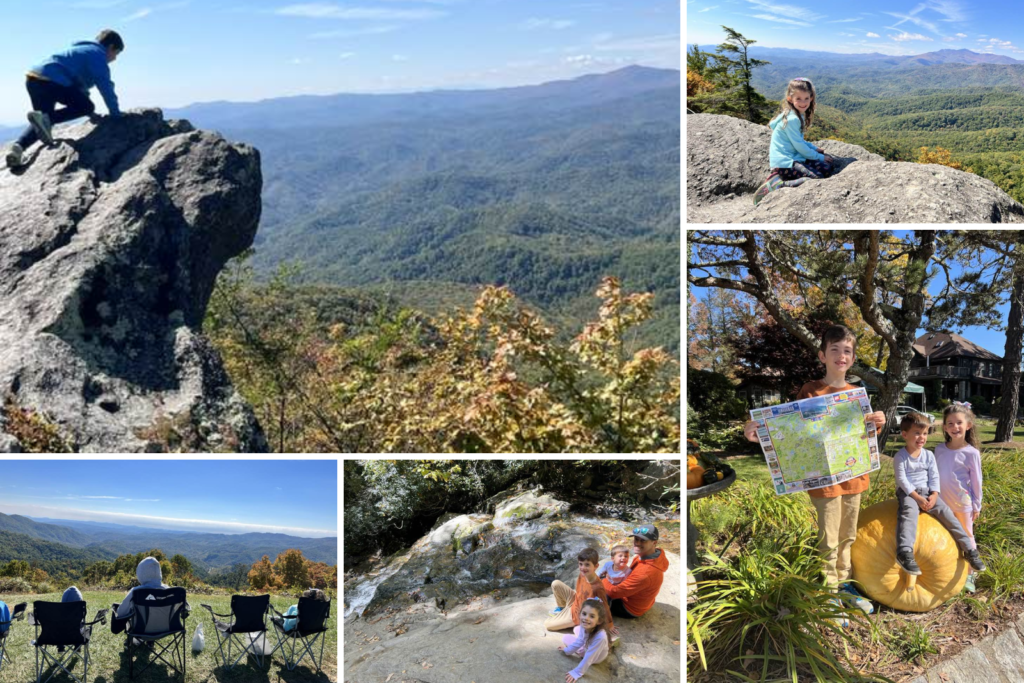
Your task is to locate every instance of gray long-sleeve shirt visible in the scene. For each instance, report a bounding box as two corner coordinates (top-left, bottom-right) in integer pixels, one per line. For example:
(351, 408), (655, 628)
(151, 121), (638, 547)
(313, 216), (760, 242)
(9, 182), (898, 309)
(893, 447), (940, 496)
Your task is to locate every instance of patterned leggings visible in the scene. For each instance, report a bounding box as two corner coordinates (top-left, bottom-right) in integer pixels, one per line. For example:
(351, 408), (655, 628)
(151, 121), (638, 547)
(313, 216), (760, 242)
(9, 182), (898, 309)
(772, 158), (834, 181)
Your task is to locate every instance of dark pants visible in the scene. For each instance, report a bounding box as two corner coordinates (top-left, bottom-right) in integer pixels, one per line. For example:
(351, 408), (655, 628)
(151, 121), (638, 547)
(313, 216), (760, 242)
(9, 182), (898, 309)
(772, 158), (834, 181)
(896, 487), (973, 554)
(609, 599), (639, 619)
(15, 78), (95, 149)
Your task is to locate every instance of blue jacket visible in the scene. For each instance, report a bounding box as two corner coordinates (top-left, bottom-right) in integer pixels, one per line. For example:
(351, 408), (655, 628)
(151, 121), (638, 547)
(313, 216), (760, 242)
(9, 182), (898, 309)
(768, 111), (823, 169)
(30, 41), (120, 116)
(0, 600), (9, 634)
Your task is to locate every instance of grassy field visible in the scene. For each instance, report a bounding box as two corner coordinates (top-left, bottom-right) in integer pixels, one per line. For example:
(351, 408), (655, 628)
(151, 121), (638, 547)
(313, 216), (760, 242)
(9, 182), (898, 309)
(0, 590), (337, 682)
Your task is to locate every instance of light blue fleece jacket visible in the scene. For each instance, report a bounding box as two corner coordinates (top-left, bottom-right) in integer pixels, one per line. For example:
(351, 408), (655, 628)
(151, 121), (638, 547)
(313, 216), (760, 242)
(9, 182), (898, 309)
(768, 111), (824, 169)
(29, 41), (120, 116)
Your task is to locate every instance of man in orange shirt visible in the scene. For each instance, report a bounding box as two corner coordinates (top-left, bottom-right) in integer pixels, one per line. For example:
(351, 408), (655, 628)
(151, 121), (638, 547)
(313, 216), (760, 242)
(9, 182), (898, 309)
(602, 524), (669, 619)
(545, 548), (614, 633)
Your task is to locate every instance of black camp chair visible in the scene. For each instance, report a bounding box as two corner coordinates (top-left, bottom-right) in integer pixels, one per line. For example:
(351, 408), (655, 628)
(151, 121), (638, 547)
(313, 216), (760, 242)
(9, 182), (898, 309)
(113, 587), (190, 681)
(31, 601), (108, 683)
(201, 594), (270, 670)
(0, 602), (27, 673)
(268, 597), (331, 673)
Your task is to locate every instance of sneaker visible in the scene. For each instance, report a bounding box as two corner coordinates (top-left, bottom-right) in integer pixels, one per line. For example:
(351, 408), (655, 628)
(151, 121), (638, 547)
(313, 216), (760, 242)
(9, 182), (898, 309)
(610, 634), (620, 647)
(827, 598), (849, 628)
(896, 549), (922, 576)
(965, 549), (987, 572)
(963, 573), (977, 593)
(27, 111), (53, 146)
(5, 143), (24, 169)
(753, 174), (784, 206)
(548, 606), (564, 616)
(838, 582), (874, 615)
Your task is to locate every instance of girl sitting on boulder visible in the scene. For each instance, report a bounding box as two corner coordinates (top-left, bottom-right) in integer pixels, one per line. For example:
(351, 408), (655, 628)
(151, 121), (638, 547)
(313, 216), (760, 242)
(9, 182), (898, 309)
(558, 597), (611, 682)
(754, 77), (835, 206)
(935, 402), (985, 593)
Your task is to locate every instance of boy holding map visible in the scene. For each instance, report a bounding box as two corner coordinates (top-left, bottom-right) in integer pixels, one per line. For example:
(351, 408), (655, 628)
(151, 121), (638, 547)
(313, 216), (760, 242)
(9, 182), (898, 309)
(893, 412), (986, 576)
(744, 325), (885, 619)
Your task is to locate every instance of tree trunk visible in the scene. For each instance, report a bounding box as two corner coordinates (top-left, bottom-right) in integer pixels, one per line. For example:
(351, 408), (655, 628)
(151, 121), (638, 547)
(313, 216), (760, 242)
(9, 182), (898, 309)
(995, 271), (1024, 442)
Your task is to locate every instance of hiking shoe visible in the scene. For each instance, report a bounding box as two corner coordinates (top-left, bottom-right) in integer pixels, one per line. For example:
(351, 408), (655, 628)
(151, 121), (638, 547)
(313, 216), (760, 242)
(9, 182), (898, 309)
(965, 549), (986, 572)
(838, 582), (874, 615)
(28, 111), (53, 146)
(5, 143), (24, 169)
(827, 598), (849, 628)
(963, 573), (977, 593)
(548, 606), (564, 616)
(896, 549), (922, 576)
(753, 175), (783, 206)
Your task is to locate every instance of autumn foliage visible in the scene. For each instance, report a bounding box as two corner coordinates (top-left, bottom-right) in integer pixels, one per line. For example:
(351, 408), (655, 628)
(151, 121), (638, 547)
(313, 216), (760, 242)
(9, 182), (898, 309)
(206, 258), (680, 453)
(247, 549), (337, 592)
(916, 146), (971, 172)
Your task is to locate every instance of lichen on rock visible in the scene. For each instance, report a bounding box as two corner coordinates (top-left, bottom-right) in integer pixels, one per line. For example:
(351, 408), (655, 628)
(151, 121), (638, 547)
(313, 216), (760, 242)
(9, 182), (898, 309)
(0, 109), (267, 452)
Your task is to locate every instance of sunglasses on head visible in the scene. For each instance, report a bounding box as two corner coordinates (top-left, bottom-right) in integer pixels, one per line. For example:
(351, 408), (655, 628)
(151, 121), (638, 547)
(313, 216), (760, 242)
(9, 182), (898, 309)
(633, 527), (651, 535)
(793, 77), (810, 82)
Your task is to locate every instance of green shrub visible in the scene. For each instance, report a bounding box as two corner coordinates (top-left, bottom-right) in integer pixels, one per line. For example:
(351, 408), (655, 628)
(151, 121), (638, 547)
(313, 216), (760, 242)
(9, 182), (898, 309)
(688, 369), (746, 423)
(688, 530), (885, 682)
(967, 395), (991, 416)
(0, 576), (32, 593)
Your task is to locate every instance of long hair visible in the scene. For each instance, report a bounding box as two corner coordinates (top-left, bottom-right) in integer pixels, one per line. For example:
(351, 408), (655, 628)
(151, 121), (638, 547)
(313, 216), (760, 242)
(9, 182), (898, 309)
(773, 78), (817, 132)
(580, 597), (613, 638)
(942, 403), (980, 449)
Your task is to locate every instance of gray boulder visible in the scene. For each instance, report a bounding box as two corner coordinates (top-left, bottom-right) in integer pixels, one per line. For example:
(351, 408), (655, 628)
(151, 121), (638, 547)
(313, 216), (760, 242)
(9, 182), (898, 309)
(0, 109), (267, 452)
(493, 490), (570, 526)
(687, 113), (1024, 223)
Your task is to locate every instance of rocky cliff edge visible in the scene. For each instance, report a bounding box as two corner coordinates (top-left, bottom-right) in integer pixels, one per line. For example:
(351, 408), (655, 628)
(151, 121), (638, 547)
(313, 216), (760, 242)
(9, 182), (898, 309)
(0, 109), (267, 452)
(687, 113), (1024, 224)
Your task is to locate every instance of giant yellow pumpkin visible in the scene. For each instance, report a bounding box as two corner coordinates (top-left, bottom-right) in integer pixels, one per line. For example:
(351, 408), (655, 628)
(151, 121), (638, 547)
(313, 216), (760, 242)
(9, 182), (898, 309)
(851, 499), (968, 612)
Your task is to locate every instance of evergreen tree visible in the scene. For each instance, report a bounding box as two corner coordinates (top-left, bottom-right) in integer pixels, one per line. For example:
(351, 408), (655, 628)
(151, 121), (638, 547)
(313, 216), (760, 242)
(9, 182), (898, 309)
(715, 27), (772, 123)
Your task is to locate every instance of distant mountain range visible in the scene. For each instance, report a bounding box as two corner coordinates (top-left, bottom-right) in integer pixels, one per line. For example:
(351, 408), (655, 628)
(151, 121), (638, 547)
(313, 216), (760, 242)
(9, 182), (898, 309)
(695, 46), (1024, 67)
(0, 512), (337, 572)
(168, 65), (682, 352)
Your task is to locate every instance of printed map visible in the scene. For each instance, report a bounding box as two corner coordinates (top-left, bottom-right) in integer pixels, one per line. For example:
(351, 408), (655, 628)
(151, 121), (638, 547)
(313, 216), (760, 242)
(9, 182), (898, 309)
(750, 388), (881, 495)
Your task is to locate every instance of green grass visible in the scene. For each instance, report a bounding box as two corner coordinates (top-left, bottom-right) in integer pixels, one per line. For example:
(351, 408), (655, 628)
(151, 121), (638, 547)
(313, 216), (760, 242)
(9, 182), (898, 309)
(0, 590), (337, 682)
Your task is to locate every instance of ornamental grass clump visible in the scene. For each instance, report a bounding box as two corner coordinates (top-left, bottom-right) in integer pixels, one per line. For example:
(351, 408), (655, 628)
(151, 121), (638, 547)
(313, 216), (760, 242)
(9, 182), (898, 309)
(687, 530), (888, 683)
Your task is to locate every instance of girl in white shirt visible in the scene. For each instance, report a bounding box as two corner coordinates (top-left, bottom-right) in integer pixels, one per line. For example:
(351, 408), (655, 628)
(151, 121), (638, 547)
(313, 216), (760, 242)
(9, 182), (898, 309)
(558, 597), (611, 682)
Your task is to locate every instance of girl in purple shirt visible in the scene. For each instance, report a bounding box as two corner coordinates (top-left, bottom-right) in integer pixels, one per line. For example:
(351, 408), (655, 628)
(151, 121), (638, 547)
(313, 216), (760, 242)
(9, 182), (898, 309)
(935, 403), (983, 592)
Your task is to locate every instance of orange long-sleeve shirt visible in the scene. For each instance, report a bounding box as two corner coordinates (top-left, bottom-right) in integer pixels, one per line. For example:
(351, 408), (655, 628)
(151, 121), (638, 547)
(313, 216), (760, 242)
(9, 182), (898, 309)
(602, 549), (669, 616)
(571, 572), (613, 629)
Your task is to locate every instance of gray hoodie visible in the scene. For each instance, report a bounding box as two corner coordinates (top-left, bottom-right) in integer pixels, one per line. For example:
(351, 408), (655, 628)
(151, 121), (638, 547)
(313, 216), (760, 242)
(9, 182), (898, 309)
(115, 557), (167, 618)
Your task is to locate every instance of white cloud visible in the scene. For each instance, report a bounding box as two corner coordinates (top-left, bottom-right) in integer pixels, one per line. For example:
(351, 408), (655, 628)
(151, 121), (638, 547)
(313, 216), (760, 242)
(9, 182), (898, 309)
(884, 12), (939, 34)
(310, 25), (399, 39)
(124, 7), (153, 21)
(592, 34), (680, 52)
(275, 4), (445, 20)
(751, 13), (811, 27)
(521, 18), (576, 30)
(956, 32), (967, 37)
(746, 0), (823, 22)
(699, 5), (718, 12)
(927, 0), (967, 23)
(942, 36), (956, 41)
(890, 31), (933, 42)
(827, 17), (862, 23)
(866, 32), (880, 37)
(838, 32), (855, 37)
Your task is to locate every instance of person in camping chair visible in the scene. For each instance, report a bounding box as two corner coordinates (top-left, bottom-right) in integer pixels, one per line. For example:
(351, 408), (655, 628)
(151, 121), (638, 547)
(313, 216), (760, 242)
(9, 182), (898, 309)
(115, 557), (167, 619)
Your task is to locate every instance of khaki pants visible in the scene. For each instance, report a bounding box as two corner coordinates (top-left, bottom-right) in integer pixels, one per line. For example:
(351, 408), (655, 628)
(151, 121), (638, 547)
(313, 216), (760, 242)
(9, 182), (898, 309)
(543, 579), (576, 631)
(810, 492), (861, 587)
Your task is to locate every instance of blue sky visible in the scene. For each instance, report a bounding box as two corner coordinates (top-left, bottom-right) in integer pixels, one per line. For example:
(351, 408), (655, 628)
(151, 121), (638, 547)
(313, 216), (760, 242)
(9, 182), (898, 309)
(687, 0), (1023, 58)
(0, 461), (337, 537)
(0, 0), (680, 125)
(689, 232), (1014, 363)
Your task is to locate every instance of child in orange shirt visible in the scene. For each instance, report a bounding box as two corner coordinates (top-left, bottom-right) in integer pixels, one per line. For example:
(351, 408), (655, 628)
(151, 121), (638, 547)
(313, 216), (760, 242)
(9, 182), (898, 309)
(544, 548), (614, 634)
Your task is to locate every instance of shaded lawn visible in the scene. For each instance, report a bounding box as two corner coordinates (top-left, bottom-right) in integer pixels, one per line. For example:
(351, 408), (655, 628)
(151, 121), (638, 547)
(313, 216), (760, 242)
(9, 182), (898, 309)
(0, 590), (337, 682)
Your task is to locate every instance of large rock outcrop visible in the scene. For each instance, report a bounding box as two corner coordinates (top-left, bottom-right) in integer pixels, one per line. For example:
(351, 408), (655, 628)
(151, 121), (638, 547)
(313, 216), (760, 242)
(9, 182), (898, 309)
(0, 109), (267, 452)
(345, 492), (681, 682)
(687, 113), (1024, 223)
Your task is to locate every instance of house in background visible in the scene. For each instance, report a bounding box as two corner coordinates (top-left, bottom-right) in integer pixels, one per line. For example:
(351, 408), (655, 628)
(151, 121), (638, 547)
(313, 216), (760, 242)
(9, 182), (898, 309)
(909, 331), (1003, 404)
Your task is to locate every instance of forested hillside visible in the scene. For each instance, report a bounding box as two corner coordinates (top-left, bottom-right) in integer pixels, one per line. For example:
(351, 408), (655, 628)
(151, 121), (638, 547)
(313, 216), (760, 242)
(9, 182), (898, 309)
(0, 530), (115, 577)
(171, 66), (680, 353)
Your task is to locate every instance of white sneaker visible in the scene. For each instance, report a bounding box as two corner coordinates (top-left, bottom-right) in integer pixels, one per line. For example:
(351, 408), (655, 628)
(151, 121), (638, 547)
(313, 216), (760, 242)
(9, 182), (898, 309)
(27, 111), (53, 145)
(5, 143), (24, 169)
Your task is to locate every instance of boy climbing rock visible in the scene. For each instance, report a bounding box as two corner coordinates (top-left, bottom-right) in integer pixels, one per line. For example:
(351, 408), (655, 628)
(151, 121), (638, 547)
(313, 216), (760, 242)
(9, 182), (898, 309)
(6, 29), (123, 169)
